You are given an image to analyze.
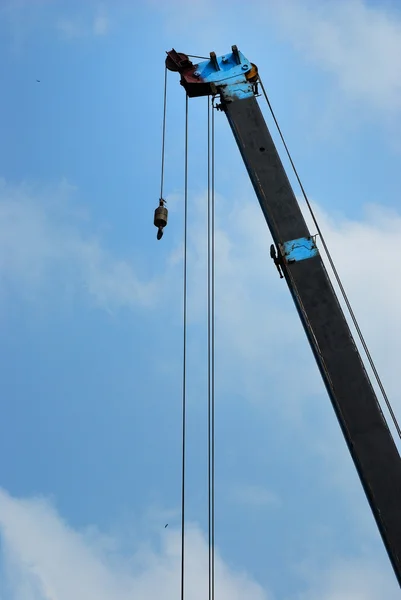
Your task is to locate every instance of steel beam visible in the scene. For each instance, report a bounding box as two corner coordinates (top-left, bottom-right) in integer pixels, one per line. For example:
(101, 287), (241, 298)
(224, 95), (401, 586)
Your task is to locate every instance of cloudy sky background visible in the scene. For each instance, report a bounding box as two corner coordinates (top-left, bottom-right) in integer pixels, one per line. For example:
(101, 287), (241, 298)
(0, 0), (401, 598)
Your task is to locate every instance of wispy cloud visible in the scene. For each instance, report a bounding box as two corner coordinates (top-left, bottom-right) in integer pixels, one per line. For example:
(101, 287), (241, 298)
(0, 487), (398, 599)
(0, 488), (270, 600)
(93, 7), (109, 36)
(270, 0), (401, 114)
(0, 179), (158, 313)
(218, 195), (401, 415)
(231, 484), (280, 508)
(57, 17), (85, 39)
(298, 557), (400, 600)
(57, 6), (109, 40)
(182, 188), (401, 429)
(0, 0), (51, 54)
(2, 176), (400, 426)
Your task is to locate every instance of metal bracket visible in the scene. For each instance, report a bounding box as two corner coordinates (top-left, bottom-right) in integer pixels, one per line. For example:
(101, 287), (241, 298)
(279, 236), (318, 264)
(270, 244), (284, 278)
(210, 51), (220, 71)
(166, 45), (256, 101)
(232, 45), (241, 65)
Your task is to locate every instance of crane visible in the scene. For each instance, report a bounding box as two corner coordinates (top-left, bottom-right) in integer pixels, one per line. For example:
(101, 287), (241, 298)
(163, 45), (401, 588)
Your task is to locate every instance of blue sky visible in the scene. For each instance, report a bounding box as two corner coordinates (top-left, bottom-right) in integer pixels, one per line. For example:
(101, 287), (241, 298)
(0, 0), (401, 598)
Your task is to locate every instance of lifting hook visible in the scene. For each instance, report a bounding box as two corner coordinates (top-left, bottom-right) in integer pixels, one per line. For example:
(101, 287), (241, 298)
(154, 198), (168, 240)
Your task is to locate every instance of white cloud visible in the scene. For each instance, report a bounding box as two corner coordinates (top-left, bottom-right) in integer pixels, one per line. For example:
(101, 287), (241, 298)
(57, 6), (109, 39)
(208, 193), (401, 423)
(164, 181), (401, 597)
(270, 0), (401, 114)
(0, 488), (399, 599)
(231, 484), (280, 508)
(93, 9), (109, 36)
(177, 188), (401, 555)
(298, 558), (400, 600)
(1, 176), (400, 559)
(202, 192), (401, 564)
(2, 176), (400, 426)
(57, 17), (84, 39)
(301, 200), (401, 411)
(143, 0), (401, 117)
(0, 179), (158, 313)
(162, 186), (401, 448)
(0, 488), (270, 600)
(0, 0), (51, 54)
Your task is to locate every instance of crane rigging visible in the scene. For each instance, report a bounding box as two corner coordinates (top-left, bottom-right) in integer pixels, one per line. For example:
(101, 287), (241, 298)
(156, 46), (401, 590)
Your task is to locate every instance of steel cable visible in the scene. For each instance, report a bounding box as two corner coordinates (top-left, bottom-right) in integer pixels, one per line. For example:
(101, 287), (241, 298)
(180, 93), (189, 600)
(207, 95), (216, 600)
(207, 97), (212, 600)
(160, 66), (167, 200)
(211, 97), (216, 600)
(188, 54), (209, 60)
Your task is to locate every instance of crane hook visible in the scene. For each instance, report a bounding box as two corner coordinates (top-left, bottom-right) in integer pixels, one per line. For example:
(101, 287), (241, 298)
(154, 198), (168, 240)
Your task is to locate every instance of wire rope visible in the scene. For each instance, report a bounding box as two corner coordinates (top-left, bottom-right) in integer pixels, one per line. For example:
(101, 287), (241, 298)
(160, 66), (168, 200)
(188, 54), (209, 60)
(180, 93), (189, 600)
(207, 96), (212, 600)
(207, 95), (216, 600)
(211, 97), (216, 600)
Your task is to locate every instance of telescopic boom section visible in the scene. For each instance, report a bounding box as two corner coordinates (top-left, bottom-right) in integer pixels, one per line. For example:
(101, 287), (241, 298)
(166, 45), (401, 587)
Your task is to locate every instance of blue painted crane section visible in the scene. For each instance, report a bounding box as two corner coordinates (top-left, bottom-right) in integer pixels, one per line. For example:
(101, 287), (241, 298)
(193, 49), (254, 101)
(280, 237), (318, 263)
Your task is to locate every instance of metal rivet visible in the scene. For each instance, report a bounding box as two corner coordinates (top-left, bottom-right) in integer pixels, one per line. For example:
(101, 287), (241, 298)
(194, 71), (200, 77)
(242, 64), (248, 70)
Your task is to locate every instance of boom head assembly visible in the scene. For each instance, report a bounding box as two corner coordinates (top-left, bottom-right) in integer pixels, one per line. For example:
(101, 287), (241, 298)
(166, 46), (258, 103)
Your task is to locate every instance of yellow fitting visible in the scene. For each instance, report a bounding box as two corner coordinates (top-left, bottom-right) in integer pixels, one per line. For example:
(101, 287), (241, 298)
(246, 63), (259, 83)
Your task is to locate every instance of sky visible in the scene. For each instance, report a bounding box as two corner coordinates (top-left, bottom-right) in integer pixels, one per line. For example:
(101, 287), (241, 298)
(0, 0), (401, 598)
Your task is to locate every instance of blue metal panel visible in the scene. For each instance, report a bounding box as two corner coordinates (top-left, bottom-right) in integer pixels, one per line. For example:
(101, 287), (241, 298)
(280, 236), (318, 263)
(194, 50), (254, 101)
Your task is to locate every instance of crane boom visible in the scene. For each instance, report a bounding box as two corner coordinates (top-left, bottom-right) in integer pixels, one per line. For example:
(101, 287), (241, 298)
(166, 46), (401, 586)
